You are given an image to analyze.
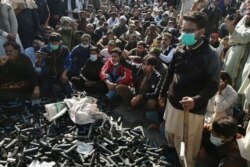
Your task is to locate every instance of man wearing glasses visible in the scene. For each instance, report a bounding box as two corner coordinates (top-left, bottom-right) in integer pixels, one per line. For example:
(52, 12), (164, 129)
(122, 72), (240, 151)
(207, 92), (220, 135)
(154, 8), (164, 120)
(159, 11), (221, 167)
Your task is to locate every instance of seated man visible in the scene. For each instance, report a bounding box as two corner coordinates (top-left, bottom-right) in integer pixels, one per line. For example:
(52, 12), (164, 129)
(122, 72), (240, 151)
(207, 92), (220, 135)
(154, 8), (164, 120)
(38, 32), (72, 99)
(100, 40), (116, 62)
(149, 47), (168, 78)
(197, 117), (247, 167)
(128, 41), (148, 63)
(96, 30), (117, 50)
(0, 41), (40, 100)
(71, 47), (106, 94)
(99, 48), (131, 104)
(116, 55), (162, 110)
(206, 71), (237, 124)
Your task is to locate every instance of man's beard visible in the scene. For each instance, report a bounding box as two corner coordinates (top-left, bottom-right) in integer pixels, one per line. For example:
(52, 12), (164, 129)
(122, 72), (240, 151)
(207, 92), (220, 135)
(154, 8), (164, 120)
(245, 19), (250, 27)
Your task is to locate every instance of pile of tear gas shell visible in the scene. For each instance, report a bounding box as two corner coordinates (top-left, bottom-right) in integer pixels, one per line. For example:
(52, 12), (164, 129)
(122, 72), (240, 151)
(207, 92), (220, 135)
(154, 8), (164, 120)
(0, 100), (174, 167)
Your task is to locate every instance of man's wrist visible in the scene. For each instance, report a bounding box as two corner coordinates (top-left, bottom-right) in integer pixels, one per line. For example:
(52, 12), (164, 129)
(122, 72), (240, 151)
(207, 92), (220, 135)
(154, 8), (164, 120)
(2, 32), (8, 38)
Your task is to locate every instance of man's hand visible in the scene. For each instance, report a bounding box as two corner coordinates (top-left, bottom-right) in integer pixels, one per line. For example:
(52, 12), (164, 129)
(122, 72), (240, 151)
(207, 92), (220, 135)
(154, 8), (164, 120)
(85, 81), (96, 87)
(225, 16), (235, 34)
(60, 72), (69, 83)
(0, 56), (9, 66)
(131, 95), (142, 107)
(32, 86), (40, 98)
(122, 50), (129, 59)
(219, 80), (227, 95)
(158, 96), (166, 108)
(106, 81), (116, 90)
(53, 15), (60, 19)
(7, 33), (16, 40)
(180, 96), (195, 110)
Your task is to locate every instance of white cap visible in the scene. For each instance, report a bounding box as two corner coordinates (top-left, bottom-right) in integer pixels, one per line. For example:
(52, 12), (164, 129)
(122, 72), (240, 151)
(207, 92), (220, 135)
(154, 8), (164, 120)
(119, 15), (127, 22)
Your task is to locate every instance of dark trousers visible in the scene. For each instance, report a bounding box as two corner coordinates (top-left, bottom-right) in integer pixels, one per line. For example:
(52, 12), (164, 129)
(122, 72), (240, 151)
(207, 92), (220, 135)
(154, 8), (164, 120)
(40, 77), (72, 99)
(71, 77), (107, 94)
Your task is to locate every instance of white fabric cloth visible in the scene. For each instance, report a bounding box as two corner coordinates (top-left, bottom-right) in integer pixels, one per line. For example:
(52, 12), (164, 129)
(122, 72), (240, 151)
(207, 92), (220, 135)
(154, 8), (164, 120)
(100, 48), (112, 62)
(0, 2), (23, 56)
(66, 0), (81, 18)
(28, 160), (55, 167)
(106, 18), (119, 29)
(164, 100), (204, 167)
(207, 84), (237, 113)
(7, 0), (37, 9)
(159, 47), (176, 64)
(223, 15), (250, 90)
(180, 0), (195, 16)
(64, 97), (108, 125)
(237, 122), (250, 162)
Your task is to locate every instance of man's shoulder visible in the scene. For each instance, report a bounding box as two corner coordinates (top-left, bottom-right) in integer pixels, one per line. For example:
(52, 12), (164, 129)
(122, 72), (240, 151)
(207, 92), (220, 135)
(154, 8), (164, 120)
(100, 48), (108, 53)
(24, 47), (34, 53)
(2, 2), (12, 9)
(152, 69), (162, 80)
(71, 44), (82, 51)
(202, 43), (219, 61)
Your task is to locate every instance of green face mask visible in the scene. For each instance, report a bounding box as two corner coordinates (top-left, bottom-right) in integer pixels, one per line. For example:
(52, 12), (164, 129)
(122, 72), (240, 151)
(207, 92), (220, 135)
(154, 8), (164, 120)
(180, 32), (197, 46)
(50, 44), (59, 50)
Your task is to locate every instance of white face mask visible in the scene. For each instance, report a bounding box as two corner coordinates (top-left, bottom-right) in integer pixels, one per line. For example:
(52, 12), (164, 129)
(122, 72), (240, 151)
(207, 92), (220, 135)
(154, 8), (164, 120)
(211, 3), (216, 9)
(113, 62), (119, 66)
(81, 44), (89, 48)
(90, 54), (97, 61)
(210, 134), (223, 146)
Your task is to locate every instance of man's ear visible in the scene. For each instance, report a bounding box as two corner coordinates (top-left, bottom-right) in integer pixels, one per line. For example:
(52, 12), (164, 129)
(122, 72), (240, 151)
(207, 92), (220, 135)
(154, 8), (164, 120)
(224, 79), (229, 85)
(224, 136), (234, 143)
(200, 28), (206, 36)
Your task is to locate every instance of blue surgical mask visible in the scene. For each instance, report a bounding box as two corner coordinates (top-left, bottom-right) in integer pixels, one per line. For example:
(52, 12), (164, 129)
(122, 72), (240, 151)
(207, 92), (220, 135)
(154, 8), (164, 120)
(180, 32), (197, 46)
(50, 44), (59, 50)
(90, 54), (97, 61)
(210, 134), (223, 146)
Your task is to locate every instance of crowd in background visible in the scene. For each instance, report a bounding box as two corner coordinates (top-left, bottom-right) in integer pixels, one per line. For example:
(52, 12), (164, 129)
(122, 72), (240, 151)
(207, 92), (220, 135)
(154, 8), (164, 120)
(0, 0), (250, 166)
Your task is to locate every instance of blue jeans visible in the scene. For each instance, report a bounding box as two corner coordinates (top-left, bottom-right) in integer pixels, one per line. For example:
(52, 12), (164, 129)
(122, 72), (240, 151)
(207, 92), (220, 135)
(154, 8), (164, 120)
(106, 74), (122, 100)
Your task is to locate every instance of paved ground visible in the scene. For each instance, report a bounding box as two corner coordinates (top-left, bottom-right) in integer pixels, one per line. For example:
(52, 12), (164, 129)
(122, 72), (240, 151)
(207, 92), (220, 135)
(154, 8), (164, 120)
(110, 101), (167, 147)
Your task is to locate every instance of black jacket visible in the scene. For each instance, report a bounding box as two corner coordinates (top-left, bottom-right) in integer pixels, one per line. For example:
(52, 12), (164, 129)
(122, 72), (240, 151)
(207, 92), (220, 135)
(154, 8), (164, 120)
(160, 38), (220, 115)
(40, 45), (70, 78)
(120, 58), (162, 100)
(80, 58), (104, 82)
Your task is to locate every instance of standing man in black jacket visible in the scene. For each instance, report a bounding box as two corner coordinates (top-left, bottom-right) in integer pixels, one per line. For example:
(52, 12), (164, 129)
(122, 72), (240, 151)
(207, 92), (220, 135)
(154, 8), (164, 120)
(159, 11), (221, 167)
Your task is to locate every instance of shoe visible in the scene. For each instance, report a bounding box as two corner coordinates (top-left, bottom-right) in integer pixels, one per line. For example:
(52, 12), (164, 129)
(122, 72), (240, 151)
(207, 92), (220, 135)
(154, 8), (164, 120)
(160, 146), (181, 167)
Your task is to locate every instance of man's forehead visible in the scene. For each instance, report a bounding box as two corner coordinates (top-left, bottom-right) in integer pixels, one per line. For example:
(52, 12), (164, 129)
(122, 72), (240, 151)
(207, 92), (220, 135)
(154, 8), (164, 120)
(182, 20), (198, 28)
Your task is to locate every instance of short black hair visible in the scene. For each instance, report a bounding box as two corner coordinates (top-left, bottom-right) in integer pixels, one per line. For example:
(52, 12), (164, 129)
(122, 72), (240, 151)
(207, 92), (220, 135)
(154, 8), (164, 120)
(221, 71), (232, 85)
(137, 41), (146, 48)
(50, 32), (61, 42)
(162, 32), (172, 40)
(90, 46), (100, 54)
(143, 55), (157, 66)
(81, 33), (91, 40)
(3, 41), (21, 53)
(212, 117), (238, 138)
(111, 47), (122, 55)
(33, 35), (44, 42)
(183, 11), (207, 29)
